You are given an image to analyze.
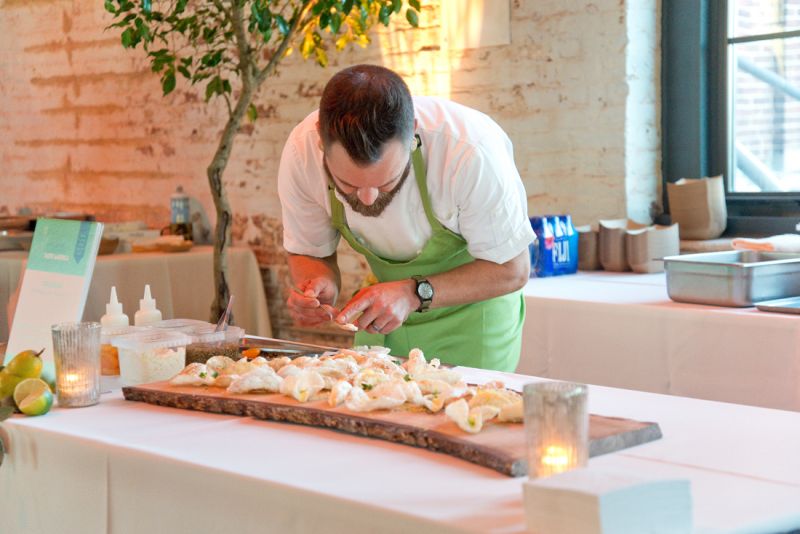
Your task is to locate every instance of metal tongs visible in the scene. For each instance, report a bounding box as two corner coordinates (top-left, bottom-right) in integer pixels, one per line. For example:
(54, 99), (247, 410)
(241, 334), (340, 355)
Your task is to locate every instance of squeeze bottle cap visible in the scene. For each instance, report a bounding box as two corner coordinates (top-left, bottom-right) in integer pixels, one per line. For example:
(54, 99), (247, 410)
(106, 286), (123, 316)
(140, 284), (157, 311)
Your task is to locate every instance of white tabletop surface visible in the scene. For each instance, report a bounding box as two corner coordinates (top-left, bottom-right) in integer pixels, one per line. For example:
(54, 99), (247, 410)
(2, 367), (800, 534)
(520, 272), (800, 411)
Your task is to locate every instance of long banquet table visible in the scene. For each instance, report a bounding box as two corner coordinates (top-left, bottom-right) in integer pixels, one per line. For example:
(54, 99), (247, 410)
(2, 367), (800, 534)
(520, 271), (800, 412)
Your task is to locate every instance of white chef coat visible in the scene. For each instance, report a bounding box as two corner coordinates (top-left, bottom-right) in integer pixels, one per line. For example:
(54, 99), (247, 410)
(278, 96), (534, 264)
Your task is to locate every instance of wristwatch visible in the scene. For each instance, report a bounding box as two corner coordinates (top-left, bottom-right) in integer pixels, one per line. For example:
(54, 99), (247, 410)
(411, 275), (434, 312)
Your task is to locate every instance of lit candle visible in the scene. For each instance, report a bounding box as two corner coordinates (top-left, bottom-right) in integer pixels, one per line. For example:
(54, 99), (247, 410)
(539, 444), (575, 476)
(524, 381), (589, 479)
(52, 322), (102, 408)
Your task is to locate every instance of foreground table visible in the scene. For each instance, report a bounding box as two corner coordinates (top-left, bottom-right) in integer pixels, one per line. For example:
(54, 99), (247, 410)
(2, 367), (799, 533)
(521, 272), (800, 412)
(0, 245), (271, 341)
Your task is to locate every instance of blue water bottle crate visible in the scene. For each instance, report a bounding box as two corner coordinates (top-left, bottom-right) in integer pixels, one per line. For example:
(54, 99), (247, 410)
(529, 215), (579, 277)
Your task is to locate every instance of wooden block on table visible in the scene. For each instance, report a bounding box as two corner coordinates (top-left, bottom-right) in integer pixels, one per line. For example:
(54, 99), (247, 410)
(523, 466), (692, 534)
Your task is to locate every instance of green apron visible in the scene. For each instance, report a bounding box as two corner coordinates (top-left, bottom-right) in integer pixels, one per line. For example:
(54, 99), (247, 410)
(328, 139), (524, 371)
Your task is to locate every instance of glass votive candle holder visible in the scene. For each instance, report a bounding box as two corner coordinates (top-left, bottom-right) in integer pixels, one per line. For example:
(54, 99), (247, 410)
(523, 381), (589, 479)
(51, 321), (102, 407)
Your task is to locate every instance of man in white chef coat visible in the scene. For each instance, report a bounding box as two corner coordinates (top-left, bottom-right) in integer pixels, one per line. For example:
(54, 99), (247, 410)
(278, 64), (533, 371)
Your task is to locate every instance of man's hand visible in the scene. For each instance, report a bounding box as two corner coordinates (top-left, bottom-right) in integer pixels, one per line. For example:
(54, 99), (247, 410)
(287, 277), (339, 327)
(337, 279), (418, 335)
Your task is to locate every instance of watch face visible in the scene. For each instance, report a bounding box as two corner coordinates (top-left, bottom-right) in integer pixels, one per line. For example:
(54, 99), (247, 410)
(418, 281), (434, 300)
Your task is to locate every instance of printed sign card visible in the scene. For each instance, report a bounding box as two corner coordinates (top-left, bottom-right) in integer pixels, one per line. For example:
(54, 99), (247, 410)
(5, 218), (103, 366)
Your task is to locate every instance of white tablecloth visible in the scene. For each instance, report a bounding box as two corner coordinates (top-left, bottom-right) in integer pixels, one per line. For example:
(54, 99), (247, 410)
(520, 272), (800, 412)
(0, 246), (271, 341)
(1, 368), (799, 533)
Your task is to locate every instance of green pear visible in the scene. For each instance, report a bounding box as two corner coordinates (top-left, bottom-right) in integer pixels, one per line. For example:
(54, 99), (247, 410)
(5, 349), (44, 379)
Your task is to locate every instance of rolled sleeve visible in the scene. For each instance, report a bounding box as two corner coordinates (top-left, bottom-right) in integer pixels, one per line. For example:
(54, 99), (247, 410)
(455, 145), (534, 264)
(277, 133), (340, 258)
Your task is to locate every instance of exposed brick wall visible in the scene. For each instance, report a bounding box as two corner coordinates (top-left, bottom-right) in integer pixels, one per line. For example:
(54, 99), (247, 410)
(0, 0), (660, 343)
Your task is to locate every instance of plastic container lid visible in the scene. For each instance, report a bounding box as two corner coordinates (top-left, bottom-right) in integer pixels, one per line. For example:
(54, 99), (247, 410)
(110, 329), (192, 351)
(101, 325), (149, 344)
(150, 319), (244, 345)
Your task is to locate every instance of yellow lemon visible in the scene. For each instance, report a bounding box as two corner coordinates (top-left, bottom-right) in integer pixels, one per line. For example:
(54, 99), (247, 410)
(5, 349), (44, 379)
(13, 378), (53, 416)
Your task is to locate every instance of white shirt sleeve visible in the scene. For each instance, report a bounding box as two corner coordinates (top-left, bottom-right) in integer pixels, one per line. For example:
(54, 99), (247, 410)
(277, 133), (340, 258)
(453, 140), (535, 264)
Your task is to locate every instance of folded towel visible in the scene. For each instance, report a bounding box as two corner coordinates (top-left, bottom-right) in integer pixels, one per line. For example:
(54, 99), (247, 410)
(731, 234), (800, 253)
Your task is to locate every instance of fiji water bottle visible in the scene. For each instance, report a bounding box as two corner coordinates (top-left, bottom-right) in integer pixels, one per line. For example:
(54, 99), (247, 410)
(169, 185), (193, 241)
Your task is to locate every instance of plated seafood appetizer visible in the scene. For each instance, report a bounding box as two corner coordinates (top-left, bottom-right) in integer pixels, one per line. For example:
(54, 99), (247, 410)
(168, 346), (523, 434)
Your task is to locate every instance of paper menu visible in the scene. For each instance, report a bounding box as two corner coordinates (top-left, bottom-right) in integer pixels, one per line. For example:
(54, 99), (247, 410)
(4, 218), (103, 367)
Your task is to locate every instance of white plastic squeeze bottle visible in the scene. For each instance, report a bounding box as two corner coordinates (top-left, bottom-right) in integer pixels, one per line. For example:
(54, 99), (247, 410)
(134, 285), (163, 326)
(101, 286), (130, 328)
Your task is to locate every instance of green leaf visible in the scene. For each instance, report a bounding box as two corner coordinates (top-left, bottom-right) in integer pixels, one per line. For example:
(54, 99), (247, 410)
(0, 406), (14, 422)
(104, 0), (116, 14)
(177, 65), (191, 79)
(330, 12), (342, 34)
(379, 5), (390, 25)
(222, 79), (232, 94)
(276, 15), (289, 36)
(142, 0), (151, 14)
(409, 0), (421, 10)
(342, 0), (354, 14)
(205, 76), (222, 101)
(319, 11), (330, 30)
(405, 8), (418, 27)
(391, 0), (401, 14)
(247, 103), (258, 122)
(121, 27), (136, 48)
(161, 69), (176, 96)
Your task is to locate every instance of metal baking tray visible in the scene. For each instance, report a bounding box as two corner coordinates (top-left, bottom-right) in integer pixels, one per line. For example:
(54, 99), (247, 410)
(756, 296), (800, 314)
(663, 250), (800, 307)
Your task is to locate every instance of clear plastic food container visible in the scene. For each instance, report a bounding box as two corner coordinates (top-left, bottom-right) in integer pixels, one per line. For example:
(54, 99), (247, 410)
(100, 325), (149, 376)
(151, 319), (244, 364)
(111, 330), (191, 386)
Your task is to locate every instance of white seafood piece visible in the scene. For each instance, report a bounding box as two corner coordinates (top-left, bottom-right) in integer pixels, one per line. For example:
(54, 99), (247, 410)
(277, 364), (302, 378)
(352, 368), (389, 390)
(469, 388), (522, 410)
(291, 356), (320, 368)
(445, 399), (501, 434)
(498, 400), (523, 423)
(416, 378), (453, 397)
(249, 356), (269, 367)
(267, 356), (292, 372)
(232, 357), (254, 375)
(280, 369), (325, 403)
(170, 363), (216, 386)
(206, 355), (236, 374)
(399, 379), (425, 406)
(345, 383), (406, 412)
(415, 368), (463, 385)
(403, 348), (427, 376)
(213, 373), (239, 388)
(328, 380), (353, 407)
(227, 366), (283, 394)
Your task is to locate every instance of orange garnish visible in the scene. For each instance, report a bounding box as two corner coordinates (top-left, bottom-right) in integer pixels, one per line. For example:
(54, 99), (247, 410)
(241, 347), (261, 358)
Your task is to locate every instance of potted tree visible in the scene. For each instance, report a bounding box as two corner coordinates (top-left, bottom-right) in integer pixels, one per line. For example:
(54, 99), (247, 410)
(105, 0), (422, 320)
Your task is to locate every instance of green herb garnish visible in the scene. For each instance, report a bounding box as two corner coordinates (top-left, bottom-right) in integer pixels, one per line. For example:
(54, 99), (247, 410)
(362, 383), (373, 391)
(199, 372), (207, 378)
(212, 371), (219, 378)
(403, 374), (412, 382)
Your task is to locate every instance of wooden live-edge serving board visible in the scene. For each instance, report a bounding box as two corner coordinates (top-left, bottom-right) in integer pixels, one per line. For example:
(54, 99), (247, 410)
(123, 382), (662, 477)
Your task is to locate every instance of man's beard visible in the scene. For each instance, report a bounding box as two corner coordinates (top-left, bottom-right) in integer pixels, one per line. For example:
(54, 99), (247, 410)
(330, 158), (411, 217)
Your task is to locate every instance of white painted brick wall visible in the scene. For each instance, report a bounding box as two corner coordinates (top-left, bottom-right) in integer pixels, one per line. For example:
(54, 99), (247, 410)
(0, 0), (661, 339)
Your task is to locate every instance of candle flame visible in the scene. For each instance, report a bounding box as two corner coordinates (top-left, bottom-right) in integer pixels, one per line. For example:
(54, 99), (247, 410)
(65, 373), (80, 383)
(541, 445), (571, 468)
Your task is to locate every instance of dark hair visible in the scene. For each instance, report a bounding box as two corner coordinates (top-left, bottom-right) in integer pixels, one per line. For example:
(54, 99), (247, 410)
(318, 64), (414, 164)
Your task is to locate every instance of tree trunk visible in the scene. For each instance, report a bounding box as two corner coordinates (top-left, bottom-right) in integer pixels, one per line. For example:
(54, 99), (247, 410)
(207, 81), (256, 323)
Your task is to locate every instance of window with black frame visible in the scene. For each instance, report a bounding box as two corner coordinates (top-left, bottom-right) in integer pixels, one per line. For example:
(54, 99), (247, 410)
(663, 0), (800, 234)
(728, 0), (800, 195)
